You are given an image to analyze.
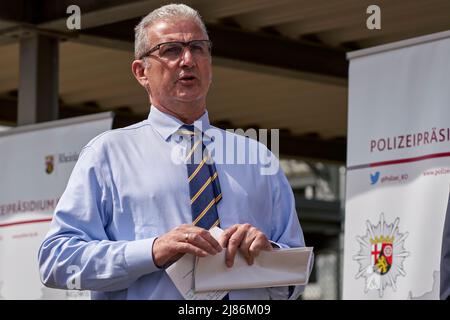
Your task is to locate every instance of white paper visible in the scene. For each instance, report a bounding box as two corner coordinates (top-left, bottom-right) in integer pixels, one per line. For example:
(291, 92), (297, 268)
(194, 227), (313, 292)
(165, 227), (229, 300)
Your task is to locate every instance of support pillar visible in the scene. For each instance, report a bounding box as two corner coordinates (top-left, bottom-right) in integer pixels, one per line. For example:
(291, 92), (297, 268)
(18, 34), (59, 125)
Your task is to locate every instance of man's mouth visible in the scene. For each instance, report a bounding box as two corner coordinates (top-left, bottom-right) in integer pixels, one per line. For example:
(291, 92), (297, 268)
(177, 75), (197, 84)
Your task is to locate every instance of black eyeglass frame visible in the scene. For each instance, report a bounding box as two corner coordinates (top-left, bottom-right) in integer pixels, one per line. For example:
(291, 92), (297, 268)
(139, 39), (212, 60)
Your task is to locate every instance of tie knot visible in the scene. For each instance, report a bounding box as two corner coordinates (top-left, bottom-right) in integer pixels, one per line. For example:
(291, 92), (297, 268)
(178, 124), (199, 136)
(182, 124), (195, 132)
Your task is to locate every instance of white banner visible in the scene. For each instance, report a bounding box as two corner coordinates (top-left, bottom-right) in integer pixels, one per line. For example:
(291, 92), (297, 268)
(344, 31), (450, 299)
(0, 113), (113, 299)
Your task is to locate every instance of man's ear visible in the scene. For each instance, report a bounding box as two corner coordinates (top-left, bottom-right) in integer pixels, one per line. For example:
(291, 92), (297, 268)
(131, 60), (148, 88)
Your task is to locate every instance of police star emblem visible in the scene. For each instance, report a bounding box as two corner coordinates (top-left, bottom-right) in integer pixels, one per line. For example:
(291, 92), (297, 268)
(353, 213), (410, 297)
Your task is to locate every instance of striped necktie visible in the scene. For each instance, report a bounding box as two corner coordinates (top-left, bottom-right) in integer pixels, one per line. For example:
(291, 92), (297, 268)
(180, 125), (222, 229)
(180, 125), (229, 300)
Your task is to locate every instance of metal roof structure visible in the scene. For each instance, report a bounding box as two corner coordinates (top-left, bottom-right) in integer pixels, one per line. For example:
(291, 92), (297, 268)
(1, 0), (449, 162)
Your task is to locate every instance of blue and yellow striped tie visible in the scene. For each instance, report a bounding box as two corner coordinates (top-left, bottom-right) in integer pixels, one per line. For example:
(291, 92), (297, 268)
(181, 125), (229, 299)
(180, 125), (222, 229)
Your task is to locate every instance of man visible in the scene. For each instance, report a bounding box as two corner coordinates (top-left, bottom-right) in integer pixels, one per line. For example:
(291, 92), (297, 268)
(38, 4), (307, 300)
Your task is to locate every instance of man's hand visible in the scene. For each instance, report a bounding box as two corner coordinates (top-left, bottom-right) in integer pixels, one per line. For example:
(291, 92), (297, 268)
(152, 224), (222, 268)
(219, 223), (272, 267)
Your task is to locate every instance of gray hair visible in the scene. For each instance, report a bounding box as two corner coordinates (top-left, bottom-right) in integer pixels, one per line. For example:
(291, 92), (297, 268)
(134, 3), (208, 59)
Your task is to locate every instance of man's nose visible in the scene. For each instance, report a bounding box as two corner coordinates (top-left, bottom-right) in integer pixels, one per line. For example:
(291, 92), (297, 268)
(179, 47), (195, 68)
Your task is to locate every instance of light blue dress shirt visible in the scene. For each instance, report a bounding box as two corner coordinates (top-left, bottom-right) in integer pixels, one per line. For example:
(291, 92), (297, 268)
(38, 106), (307, 300)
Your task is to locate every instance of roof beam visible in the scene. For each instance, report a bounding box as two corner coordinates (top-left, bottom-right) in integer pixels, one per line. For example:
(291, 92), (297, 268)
(209, 24), (347, 79)
(0, 1), (166, 33)
(0, 0), (147, 25)
(199, 0), (297, 21)
(37, 0), (168, 30)
(0, 1), (29, 23)
(232, 0), (354, 31)
(81, 19), (348, 79)
(0, 1), (347, 78)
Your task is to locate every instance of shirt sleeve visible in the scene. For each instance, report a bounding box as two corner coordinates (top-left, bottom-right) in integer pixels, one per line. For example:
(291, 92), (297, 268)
(266, 154), (312, 300)
(38, 145), (161, 292)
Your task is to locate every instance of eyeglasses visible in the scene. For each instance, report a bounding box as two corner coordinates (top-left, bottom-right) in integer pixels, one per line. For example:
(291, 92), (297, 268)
(140, 40), (212, 61)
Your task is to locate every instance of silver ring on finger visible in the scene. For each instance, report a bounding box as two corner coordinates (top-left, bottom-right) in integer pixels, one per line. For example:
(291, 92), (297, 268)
(184, 232), (189, 242)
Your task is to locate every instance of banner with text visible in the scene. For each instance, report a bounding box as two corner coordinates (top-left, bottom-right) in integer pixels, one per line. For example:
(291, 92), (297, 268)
(0, 113), (113, 299)
(344, 33), (450, 299)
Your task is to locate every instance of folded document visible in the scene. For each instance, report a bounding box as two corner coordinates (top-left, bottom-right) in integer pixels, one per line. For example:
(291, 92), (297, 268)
(193, 227), (313, 292)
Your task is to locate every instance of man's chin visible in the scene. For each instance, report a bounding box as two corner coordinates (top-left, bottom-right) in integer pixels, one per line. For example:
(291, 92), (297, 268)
(174, 93), (204, 104)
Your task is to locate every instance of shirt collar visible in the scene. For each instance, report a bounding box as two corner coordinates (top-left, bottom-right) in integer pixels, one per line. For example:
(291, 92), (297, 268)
(147, 105), (212, 141)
